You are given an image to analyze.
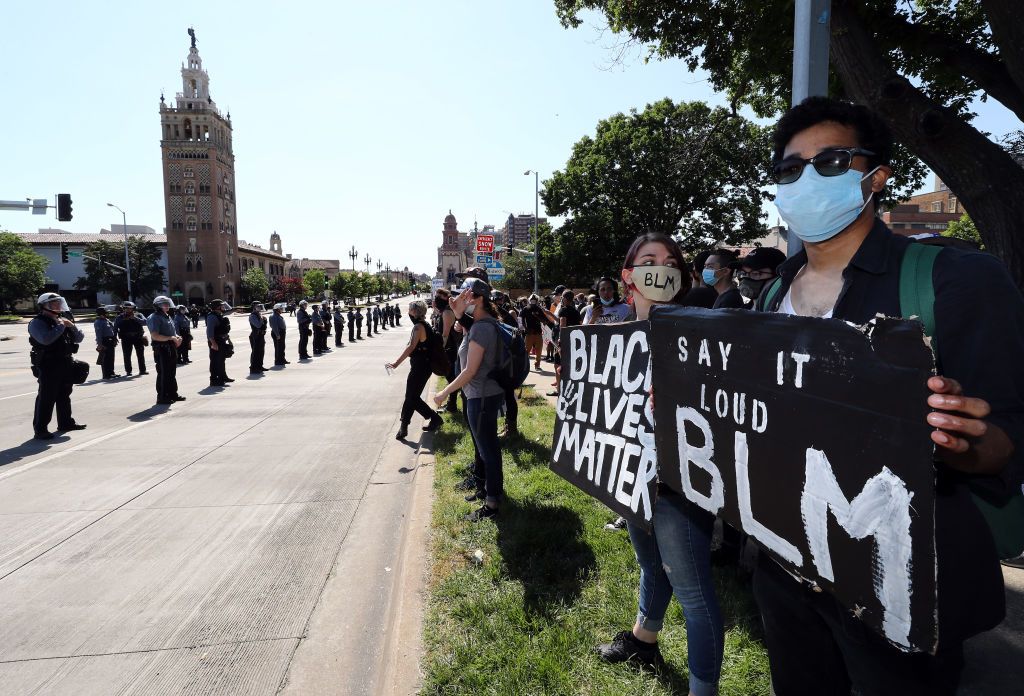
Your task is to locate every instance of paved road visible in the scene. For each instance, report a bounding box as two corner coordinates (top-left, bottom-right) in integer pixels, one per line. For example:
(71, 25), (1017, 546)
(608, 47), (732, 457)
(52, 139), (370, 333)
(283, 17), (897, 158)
(0, 310), (425, 695)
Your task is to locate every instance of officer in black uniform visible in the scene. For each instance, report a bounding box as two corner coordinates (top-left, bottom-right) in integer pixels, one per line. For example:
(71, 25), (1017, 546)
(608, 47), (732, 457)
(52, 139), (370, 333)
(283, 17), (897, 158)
(355, 308), (364, 339)
(249, 302), (268, 373)
(93, 307), (120, 379)
(320, 304), (332, 346)
(29, 293), (86, 439)
(147, 296), (185, 404)
(347, 307), (355, 343)
(366, 305), (374, 338)
(296, 300), (312, 359)
(332, 305), (346, 347)
(114, 301), (148, 376)
(310, 304), (324, 355)
(270, 303), (289, 366)
(174, 305), (193, 364)
(206, 299), (234, 386)
(373, 305), (381, 334)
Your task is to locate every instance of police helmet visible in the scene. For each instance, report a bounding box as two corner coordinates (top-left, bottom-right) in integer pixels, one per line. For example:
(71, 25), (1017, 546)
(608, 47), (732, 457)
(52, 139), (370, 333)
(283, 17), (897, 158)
(177, 305), (188, 313)
(209, 299), (226, 310)
(121, 301), (137, 310)
(252, 302), (264, 312)
(153, 295), (173, 308)
(97, 307), (108, 316)
(273, 302), (286, 311)
(37, 293), (70, 313)
(299, 300), (308, 306)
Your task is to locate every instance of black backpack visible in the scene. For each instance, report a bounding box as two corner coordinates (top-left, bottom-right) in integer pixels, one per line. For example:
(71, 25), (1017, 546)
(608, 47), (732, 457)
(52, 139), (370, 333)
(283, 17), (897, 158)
(490, 321), (530, 390)
(421, 322), (449, 376)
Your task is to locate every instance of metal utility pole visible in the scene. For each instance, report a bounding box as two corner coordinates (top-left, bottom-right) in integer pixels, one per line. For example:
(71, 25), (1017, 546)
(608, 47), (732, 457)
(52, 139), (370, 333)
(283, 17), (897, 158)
(348, 245), (357, 271)
(524, 170), (540, 295)
(788, 0), (831, 257)
(106, 203), (134, 302)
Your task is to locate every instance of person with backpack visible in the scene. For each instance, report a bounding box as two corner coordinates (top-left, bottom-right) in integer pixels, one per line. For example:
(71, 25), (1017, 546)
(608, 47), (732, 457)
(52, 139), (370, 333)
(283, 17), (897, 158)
(434, 278), (506, 522)
(386, 300), (443, 441)
(753, 97), (1023, 695)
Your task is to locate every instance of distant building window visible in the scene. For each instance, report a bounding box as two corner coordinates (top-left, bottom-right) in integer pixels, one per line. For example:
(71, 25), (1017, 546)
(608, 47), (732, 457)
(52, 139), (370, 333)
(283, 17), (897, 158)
(185, 198), (196, 213)
(185, 183), (195, 195)
(183, 167), (194, 178)
(949, 196), (958, 214)
(931, 201), (942, 213)
(196, 259), (203, 272)
(186, 259), (193, 272)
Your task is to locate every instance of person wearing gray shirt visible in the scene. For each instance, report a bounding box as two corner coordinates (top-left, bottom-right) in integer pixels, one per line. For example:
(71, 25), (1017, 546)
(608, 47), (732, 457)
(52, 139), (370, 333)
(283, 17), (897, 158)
(433, 279), (505, 521)
(28, 293), (86, 439)
(147, 296), (184, 404)
(93, 307), (119, 379)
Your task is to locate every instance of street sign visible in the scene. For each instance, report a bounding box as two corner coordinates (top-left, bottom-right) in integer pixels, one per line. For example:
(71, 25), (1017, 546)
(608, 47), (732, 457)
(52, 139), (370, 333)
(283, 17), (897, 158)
(475, 253), (492, 265)
(67, 251), (82, 258)
(486, 261), (505, 280)
(476, 234), (494, 253)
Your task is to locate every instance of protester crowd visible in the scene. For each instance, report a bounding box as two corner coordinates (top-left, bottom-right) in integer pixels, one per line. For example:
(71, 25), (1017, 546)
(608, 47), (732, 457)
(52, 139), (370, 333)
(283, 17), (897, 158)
(411, 97), (1024, 696)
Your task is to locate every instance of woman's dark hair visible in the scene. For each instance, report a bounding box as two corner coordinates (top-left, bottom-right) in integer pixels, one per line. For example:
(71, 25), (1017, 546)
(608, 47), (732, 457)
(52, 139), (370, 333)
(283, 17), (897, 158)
(477, 294), (499, 318)
(622, 232), (689, 304)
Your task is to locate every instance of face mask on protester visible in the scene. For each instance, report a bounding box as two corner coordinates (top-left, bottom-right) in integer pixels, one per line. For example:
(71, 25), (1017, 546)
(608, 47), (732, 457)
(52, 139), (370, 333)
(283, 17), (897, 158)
(600, 297), (615, 306)
(407, 313), (415, 323)
(465, 302), (477, 316)
(738, 277), (768, 300)
(631, 265), (682, 303)
(775, 165), (881, 244)
(435, 297), (449, 310)
(701, 268), (720, 286)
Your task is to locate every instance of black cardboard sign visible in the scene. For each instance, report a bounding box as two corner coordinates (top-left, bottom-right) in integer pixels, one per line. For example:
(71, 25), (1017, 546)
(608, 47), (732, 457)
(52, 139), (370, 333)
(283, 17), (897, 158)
(649, 306), (937, 653)
(550, 322), (659, 530)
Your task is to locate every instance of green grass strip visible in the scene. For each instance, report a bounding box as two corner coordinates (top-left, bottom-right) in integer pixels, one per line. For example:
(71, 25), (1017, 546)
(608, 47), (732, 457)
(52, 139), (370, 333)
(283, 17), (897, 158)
(422, 383), (771, 695)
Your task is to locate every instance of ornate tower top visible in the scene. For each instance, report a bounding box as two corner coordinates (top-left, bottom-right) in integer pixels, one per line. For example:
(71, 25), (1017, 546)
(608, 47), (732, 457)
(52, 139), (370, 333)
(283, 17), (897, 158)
(270, 231), (282, 254)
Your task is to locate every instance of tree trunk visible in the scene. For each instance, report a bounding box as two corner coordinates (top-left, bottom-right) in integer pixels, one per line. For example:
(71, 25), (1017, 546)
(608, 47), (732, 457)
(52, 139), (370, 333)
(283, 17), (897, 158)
(830, 0), (1024, 290)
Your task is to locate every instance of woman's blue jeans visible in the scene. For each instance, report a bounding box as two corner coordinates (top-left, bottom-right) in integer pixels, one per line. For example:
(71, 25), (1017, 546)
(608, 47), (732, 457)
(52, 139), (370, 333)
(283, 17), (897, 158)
(467, 393), (504, 505)
(626, 492), (724, 696)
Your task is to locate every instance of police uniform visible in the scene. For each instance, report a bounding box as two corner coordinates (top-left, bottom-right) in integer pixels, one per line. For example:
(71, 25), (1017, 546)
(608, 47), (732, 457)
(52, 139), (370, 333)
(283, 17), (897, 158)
(311, 305), (325, 355)
(333, 308), (346, 346)
(174, 307), (193, 364)
(394, 305), (401, 326)
(249, 305), (268, 373)
(147, 302), (183, 404)
(320, 305), (332, 344)
(372, 306), (380, 333)
(29, 297), (85, 438)
(93, 311), (119, 379)
(297, 303), (312, 359)
(114, 307), (148, 375)
(355, 308), (364, 339)
(270, 305), (288, 365)
(347, 308), (355, 343)
(206, 302), (233, 385)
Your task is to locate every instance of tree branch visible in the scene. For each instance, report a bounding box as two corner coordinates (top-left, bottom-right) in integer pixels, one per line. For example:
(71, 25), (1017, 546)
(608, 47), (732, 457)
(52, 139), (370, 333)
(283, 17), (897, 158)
(981, 0), (1024, 99)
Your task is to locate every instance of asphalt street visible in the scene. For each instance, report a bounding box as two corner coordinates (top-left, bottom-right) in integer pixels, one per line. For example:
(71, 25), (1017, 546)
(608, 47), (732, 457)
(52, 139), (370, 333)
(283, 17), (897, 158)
(0, 309), (427, 695)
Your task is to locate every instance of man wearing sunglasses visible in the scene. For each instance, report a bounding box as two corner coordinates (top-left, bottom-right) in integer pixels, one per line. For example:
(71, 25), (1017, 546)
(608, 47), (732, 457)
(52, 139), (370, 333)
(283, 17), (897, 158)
(753, 97), (1023, 695)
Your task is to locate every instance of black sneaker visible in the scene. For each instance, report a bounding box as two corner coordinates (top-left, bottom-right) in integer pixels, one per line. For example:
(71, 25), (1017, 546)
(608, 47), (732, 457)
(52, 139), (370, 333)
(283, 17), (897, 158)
(466, 505), (498, 522)
(423, 415), (443, 432)
(455, 476), (478, 491)
(465, 489), (486, 502)
(395, 423), (409, 441)
(34, 430), (54, 440)
(57, 423), (87, 432)
(596, 631), (662, 667)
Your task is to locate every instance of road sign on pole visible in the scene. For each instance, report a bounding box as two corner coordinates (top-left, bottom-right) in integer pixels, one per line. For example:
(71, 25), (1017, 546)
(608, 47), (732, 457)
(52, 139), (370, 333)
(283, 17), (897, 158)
(476, 234), (494, 253)
(488, 263), (505, 281)
(475, 253), (493, 265)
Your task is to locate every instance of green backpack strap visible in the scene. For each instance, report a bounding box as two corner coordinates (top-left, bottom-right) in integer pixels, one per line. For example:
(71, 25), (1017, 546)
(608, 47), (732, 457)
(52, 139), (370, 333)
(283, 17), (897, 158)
(898, 242), (941, 339)
(762, 277), (784, 311)
(900, 241), (1024, 560)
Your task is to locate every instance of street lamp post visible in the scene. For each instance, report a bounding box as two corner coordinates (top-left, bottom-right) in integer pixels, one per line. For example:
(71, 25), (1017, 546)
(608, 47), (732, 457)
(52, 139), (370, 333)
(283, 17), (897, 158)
(348, 245), (357, 271)
(106, 203), (133, 302)
(364, 254), (371, 273)
(523, 170), (540, 295)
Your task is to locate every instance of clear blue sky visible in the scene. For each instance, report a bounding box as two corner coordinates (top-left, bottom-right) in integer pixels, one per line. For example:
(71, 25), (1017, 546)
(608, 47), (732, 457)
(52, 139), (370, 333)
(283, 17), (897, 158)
(2, 1), (1018, 275)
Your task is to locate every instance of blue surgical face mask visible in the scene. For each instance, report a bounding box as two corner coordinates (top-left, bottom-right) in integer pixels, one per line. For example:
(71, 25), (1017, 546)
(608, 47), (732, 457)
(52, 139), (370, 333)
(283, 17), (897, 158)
(775, 166), (880, 244)
(702, 268), (719, 286)
(600, 297), (615, 306)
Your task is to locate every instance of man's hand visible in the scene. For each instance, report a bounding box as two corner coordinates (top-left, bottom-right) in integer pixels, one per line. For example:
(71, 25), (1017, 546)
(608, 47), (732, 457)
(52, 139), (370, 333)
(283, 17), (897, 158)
(209, 339), (218, 351)
(432, 392), (446, 409)
(926, 376), (1013, 474)
(60, 318), (75, 328)
(450, 289), (472, 318)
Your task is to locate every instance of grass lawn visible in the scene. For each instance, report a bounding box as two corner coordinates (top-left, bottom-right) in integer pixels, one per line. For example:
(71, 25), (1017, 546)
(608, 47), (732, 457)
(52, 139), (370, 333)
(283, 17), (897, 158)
(422, 384), (771, 696)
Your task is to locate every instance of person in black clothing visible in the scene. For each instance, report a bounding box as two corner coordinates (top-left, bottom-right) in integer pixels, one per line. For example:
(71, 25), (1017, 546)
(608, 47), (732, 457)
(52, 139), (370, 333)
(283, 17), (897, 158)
(147, 296), (185, 404)
(320, 304), (332, 347)
(355, 308), (364, 339)
(386, 300), (443, 440)
(333, 305), (346, 346)
(752, 96), (1024, 695)
(730, 246), (787, 303)
(683, 250), (718, 309)
(296, 300), (312, 359)
(206, 299), (234, 386)
(174, 305), (192, 364)
(390, 304), (397, 327)
(28, 293), (86, 439)
(249, 302), (268, 374)
(432, 289), (461, 414)
(270, 303), (289, 365)
(114, 302), (148, 375)
(93, 307), (120, 379)
(347, 307), (356, 343)
(702, 248), (745, 309)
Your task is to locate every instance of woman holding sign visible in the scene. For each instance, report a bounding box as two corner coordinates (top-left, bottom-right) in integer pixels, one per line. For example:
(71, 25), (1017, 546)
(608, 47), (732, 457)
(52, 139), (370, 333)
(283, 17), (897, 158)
(595, 233), (724, 696)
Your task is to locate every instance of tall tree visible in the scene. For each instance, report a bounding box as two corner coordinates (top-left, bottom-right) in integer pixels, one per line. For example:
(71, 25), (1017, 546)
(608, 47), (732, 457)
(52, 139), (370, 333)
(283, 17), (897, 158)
(553, 0), (1024, 287)
(0, 232), (48, 311)
(302, 269), (327, 299)
(74, 236), (165, 303)
(240, 267), (269, 304)
(543, 99), (770, 284)
(270, 276), (306, 303)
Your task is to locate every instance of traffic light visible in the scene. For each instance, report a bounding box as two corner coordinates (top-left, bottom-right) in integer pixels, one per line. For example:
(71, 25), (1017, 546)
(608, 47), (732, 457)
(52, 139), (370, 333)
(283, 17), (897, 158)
(60, 243), (69, 264)
(56, 193), (73, 222)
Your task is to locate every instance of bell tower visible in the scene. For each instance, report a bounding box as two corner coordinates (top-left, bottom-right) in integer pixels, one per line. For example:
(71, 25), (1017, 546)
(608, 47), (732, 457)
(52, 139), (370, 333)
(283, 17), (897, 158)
(160, 27), (239, 306)
(270, 231), (283, 255)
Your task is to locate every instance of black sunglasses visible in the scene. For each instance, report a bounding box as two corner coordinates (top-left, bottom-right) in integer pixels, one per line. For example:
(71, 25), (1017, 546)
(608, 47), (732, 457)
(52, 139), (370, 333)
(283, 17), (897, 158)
(772, 147), (876, 185)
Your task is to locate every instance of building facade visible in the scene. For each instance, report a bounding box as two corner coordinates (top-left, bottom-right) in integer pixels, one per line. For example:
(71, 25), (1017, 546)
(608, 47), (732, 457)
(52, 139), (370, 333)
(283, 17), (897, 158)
(504, 213), (547, 250)
(237, 231), (289, 282)
(160, 28), (239, 307)
(436, 211), (469, 285)
(881, 176), (962, 235)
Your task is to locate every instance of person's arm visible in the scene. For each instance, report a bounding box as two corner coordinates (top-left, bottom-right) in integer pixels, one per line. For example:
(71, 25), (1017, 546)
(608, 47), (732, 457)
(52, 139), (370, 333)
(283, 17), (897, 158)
(206, 315), (218, 350)
(450, 289), (475, 330)
(386, 324), (426, 369)
(29, 318), (67, 346)
(434, 339), (485, 405)
(539, 307), (557, 324)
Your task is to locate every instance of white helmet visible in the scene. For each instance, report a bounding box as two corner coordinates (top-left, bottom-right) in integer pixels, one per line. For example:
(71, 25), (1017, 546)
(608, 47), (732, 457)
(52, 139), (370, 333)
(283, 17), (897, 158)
(37, 292), (70, 313)
(153, 295), (173, 308)
(273, 302), (286, 311)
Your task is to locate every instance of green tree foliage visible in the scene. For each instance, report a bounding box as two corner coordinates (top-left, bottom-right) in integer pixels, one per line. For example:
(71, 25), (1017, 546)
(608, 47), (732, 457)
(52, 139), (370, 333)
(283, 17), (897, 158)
(542, 99), (770, 285)
(0, 232), (48, 311)
(552, 0), (1024, 286)
(497, 242), (537, 292)
(943, 213), (984, 249)
(302, 269), (327, 299)
(240, 267), (269, 304)
(329, 271), (367, 304)
(74, 236), (165, 303)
